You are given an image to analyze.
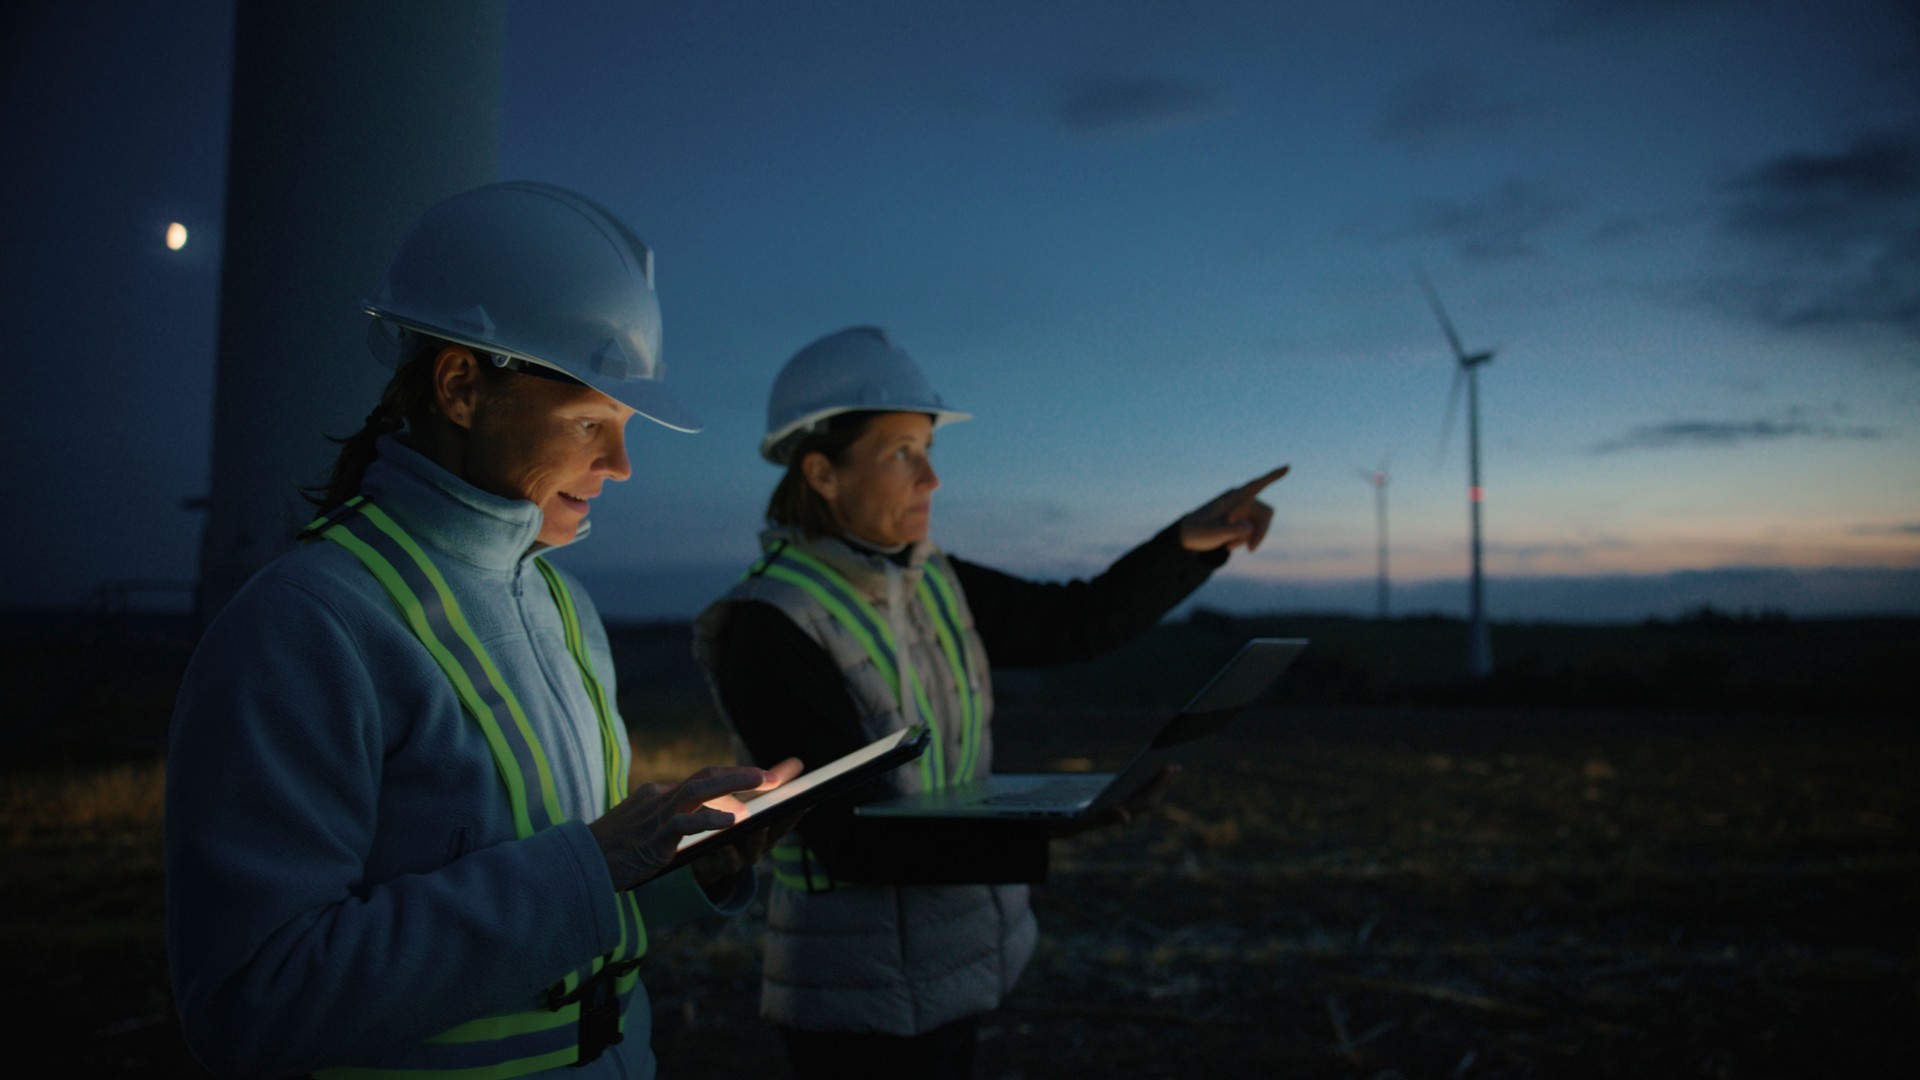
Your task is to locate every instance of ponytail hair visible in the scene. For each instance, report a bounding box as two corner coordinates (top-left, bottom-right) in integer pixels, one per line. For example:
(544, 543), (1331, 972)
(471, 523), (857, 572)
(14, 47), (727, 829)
(303, 339), (443, 513)
(764, 411), (879, 539)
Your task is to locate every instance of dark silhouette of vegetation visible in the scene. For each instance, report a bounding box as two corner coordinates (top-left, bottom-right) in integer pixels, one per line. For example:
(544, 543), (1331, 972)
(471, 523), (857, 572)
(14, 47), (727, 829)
(984, 607), (1920, 717)
(4, 606), (1915, 766)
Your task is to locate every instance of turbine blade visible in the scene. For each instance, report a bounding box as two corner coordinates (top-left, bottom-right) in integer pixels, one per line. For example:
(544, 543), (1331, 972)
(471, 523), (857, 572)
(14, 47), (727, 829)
(1416, 267), (1470, 363)
(1434, 366), (1466, 474)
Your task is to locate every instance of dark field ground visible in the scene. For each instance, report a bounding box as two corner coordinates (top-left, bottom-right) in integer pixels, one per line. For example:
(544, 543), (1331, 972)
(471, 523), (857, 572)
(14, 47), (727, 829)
(3, 610), (1916, 1077)
(649, 705), (1919, 1079)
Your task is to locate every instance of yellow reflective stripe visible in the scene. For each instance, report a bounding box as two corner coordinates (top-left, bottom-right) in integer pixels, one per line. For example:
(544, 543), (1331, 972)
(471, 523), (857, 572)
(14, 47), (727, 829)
(909, 670), (942, 790)
(624, 890), (648, 960)
(302, 494), (364, 535)
(770, 836), (832, 890)
(916, 575), (976, 784)
(611, 891), (631, 962)
(536, 563), (610, 789)
(315, 500), (645, 1074)
(527, 563), (649, 962)
(762, 549), (949, 789)
(425, 1004), (576, 1044)
(360, 505), (567, 831)
(533, 559), (626, 807)
(920, 561), (979, 780)
(321, 526), (537, 840)
(761, 564), (898, 692)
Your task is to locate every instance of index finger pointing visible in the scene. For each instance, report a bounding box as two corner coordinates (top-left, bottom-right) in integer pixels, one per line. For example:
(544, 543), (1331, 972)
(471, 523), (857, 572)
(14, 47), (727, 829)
(1229, 465), (1291, 504)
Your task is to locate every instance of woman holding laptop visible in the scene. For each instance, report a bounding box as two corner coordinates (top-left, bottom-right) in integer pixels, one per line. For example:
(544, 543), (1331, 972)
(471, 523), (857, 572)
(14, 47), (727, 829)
(692, 326), (1287, 1078)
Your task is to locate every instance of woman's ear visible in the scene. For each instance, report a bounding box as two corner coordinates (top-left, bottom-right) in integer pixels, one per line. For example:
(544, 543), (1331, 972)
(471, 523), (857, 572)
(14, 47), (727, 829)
(430, 345), (482, 429)
(800, 451), (839, 503)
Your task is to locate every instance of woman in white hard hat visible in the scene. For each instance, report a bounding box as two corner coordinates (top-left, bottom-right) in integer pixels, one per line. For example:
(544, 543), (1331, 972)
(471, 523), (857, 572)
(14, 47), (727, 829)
(693, 326), (1287, 1078)
(166, 182), (797, 1079)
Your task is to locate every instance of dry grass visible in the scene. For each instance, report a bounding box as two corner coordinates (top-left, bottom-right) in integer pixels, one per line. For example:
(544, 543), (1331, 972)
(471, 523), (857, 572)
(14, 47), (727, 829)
(3, 758), (166, 841)
(5, 706), (1912, 1077)
(1, 757), (175, 1071)
(625, 732), (742, 789)
(646, 706), (1920, 1078)
(0, 736), (737, 837)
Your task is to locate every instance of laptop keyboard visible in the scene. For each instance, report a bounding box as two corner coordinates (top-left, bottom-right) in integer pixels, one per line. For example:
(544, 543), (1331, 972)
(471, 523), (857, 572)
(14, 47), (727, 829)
(980, 777), (1103, 809)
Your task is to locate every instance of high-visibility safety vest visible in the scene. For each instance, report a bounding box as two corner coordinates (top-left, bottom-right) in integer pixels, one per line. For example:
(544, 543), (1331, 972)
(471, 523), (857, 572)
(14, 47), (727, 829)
(746, 541), (982, 893)
(301, 496), (647, 1078)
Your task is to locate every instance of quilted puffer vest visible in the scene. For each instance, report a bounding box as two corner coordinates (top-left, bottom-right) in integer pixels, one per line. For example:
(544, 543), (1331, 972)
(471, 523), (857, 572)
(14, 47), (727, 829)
(693, 530), (1036, 1035)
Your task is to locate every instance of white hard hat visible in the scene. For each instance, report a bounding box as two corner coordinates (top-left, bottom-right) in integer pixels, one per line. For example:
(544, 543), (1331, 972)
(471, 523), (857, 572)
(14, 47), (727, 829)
(761, 327), (970, 464)
(364, 180), (700, 433)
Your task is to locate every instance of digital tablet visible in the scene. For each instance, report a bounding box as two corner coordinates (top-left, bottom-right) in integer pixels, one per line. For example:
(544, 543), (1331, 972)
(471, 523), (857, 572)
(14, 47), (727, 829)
(664, 724), (931, 871)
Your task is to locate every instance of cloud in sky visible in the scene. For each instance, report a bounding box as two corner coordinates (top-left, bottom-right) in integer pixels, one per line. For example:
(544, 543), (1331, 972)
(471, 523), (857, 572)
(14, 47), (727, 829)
(1402, 178), (1576, 261)
(1053, 73), (1224, 135)
(1376, 68), (1517, 149)
(1851, 522), (1920, 536)
(1706, 132), (1920, 336)
(1592, 406), (1885, 453)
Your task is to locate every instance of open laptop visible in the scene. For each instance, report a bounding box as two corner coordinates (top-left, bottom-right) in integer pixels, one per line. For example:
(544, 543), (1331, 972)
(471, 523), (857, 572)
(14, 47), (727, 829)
(855, 637), (1306, 822)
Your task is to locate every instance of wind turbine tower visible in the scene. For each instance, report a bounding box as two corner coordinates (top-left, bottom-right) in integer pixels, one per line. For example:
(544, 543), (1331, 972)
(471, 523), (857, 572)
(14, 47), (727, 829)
(1357, 461), (1390, 620)
(1419, 272), (1495, 679)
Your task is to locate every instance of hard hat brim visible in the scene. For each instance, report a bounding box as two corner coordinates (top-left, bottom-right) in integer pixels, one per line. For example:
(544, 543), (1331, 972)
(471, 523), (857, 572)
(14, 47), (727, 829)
(596, 371), (704, 434)
(760, 405), (969, 464)
(366, 311), (703, 434)
(508, 349), (707, 434)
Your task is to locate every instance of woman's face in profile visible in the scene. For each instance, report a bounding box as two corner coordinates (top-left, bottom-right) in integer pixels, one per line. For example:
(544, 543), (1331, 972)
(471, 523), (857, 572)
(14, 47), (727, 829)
(461, 374), (638, 548)
(805, 411), (940, 548)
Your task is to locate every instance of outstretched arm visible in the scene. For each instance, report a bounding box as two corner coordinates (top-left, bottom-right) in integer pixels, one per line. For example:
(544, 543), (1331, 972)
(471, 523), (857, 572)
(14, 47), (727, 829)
(956, 465), (1289, 668)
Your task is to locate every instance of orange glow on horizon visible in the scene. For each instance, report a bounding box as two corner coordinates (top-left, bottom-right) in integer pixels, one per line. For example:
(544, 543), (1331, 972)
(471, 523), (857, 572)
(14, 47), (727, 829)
(1226, 527), (1920, 584)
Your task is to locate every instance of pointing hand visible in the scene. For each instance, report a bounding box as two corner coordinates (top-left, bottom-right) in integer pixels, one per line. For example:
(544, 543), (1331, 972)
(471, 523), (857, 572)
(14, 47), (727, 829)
(1178, 466), (1289, 554)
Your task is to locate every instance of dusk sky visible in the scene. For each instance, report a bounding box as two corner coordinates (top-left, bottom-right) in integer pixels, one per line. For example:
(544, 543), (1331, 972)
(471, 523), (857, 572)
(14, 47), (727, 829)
(5, 0), (1918, 622)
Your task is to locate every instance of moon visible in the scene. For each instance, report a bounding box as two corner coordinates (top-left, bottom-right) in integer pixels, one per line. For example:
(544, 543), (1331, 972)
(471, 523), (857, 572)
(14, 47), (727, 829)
(166, 222), (189, 251)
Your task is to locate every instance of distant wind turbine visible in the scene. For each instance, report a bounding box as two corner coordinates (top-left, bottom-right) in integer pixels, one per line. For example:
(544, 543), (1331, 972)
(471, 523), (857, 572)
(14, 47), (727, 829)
(1356, 458), (1391, 621)
(1418, 269), (1495, 679)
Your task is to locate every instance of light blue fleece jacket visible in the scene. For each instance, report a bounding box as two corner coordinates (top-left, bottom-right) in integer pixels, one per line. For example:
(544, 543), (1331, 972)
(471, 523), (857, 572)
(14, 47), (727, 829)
(166, 437), (738, 1078)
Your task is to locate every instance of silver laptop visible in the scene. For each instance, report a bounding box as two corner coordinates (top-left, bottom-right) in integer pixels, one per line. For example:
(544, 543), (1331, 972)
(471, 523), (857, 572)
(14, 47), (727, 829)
(855, 637), (1306, 821)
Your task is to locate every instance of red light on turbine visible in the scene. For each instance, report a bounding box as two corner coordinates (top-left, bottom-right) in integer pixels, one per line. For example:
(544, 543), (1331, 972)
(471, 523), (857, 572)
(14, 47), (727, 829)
(1469, 486), (1485, 502)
